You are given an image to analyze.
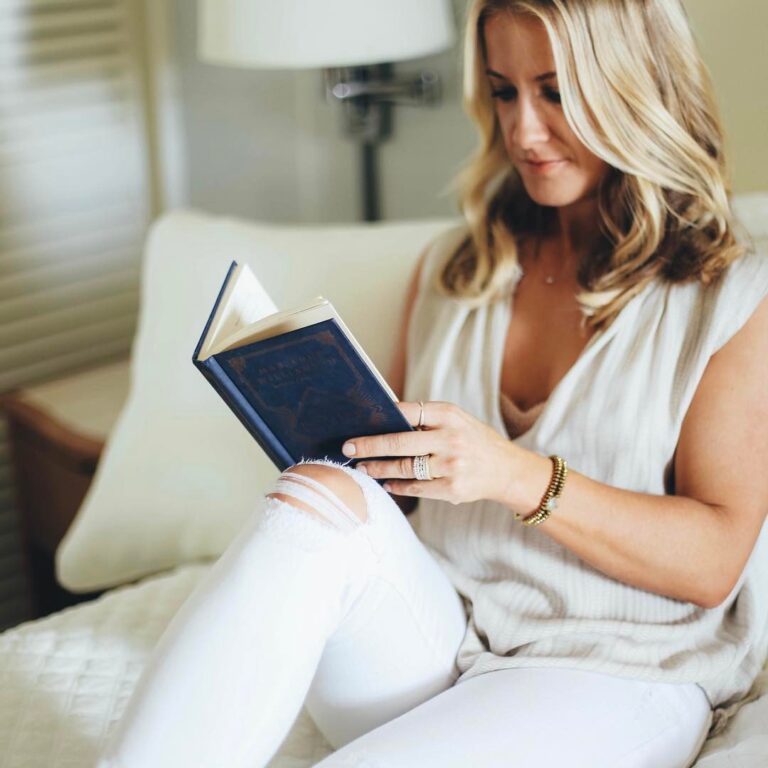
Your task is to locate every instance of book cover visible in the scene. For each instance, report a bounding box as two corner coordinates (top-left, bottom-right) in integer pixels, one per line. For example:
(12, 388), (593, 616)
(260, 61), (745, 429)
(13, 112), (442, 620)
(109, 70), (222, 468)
(193, 263), (413, 471)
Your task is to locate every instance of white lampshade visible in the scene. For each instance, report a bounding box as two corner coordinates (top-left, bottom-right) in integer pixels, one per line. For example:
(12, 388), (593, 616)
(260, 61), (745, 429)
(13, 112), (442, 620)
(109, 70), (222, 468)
(198, 0), (457, 70)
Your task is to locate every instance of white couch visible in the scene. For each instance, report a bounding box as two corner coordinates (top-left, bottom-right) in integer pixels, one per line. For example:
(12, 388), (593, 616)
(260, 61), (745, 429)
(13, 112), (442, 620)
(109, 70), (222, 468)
(1, 201), (767, 767)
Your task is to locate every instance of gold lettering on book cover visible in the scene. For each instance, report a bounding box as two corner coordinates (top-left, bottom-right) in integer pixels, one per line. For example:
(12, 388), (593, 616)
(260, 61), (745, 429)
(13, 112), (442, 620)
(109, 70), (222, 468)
(226, 328), (390, 438)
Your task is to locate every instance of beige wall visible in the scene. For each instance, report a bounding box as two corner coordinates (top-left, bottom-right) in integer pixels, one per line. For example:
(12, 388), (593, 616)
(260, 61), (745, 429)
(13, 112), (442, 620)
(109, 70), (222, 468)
(684, 0), (768, 192)
(175, 0), (767, 224)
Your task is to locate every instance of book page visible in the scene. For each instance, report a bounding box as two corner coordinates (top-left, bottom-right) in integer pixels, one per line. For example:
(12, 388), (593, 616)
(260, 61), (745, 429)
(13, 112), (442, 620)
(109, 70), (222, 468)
(217, 298), (333, 352)
(200, 264), (278, 360)
(198, 264), (398, 402)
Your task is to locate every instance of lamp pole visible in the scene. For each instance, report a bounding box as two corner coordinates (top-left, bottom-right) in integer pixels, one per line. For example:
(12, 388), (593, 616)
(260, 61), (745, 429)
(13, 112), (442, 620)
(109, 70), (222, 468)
(361, 142), (380, 222)
(325, 64), (441, 222)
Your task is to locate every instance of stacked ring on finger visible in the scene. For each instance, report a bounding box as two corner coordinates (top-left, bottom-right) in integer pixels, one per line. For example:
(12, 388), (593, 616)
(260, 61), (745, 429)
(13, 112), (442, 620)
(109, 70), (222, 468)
(413, 454), (432, 481)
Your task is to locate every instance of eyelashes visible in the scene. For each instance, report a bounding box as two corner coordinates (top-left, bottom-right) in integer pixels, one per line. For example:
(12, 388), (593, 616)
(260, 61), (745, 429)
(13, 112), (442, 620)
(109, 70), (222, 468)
(490, 86), (562, 105)
(490, 88), (514, 102)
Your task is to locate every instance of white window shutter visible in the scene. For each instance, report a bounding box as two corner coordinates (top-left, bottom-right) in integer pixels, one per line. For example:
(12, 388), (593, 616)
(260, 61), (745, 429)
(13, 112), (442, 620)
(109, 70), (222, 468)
(0, 0), (154, 629)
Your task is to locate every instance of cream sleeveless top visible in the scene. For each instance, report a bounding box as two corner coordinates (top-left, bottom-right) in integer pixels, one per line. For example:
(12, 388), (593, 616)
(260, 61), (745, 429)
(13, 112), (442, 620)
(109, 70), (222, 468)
(403, 225), (768, 735)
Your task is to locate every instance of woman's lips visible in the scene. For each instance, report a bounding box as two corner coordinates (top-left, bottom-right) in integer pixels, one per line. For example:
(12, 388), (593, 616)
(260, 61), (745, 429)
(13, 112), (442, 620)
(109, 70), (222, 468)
(521, 159), (567, 175)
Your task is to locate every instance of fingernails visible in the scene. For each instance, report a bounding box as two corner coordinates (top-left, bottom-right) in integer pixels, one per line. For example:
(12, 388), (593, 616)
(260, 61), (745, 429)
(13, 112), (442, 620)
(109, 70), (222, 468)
(356, 463), (368, 475)
(342, 442), (356, 456)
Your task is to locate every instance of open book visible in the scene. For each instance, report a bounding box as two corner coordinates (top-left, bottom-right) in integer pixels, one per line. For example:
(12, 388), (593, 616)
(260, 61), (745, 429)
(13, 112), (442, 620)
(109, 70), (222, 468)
(193, 260), (413, 471)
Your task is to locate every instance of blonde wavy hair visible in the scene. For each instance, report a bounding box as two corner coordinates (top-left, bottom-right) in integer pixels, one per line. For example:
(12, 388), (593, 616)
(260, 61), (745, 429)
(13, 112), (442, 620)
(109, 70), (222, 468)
(439, 0), (745, 331)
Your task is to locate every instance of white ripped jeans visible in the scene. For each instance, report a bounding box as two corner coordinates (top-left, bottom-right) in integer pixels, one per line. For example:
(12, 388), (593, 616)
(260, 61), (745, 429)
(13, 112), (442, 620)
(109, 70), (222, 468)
(98, 459), (713, 768)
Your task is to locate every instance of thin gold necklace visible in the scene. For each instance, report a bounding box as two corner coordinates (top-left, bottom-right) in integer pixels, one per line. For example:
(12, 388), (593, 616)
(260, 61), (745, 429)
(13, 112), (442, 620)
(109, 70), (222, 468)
(532, 208), (565, 286)
(533, 231), (565, 285)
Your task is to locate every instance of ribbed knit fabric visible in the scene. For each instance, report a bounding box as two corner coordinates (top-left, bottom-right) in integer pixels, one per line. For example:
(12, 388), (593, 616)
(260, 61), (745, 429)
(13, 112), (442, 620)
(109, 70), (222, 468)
(499, 391), (545, 438)
(403, 225), (768, 737)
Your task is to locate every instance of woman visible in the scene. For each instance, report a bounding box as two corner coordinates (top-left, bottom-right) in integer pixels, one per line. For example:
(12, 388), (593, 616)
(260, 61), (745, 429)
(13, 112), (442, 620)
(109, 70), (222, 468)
(100, 1), (768, 766)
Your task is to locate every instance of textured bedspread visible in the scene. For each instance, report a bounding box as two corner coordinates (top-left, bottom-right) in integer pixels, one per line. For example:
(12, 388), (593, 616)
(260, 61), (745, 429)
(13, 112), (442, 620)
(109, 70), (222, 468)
(0, 563), (766, 767)
(0, 564), (332, 768)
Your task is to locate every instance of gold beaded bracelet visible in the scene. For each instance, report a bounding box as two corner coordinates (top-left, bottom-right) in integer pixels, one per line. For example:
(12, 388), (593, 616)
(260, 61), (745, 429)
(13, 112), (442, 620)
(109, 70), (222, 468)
(514, 455), (568, 526)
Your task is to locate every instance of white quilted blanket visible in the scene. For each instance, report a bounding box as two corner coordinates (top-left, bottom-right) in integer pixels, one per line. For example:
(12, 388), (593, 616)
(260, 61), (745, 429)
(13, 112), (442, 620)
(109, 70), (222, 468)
(0, 563), (766, 768)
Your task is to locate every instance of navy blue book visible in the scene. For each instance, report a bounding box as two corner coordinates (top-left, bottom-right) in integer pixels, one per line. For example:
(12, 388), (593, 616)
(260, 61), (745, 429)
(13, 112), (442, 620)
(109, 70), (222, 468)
(193, 260), (413, 472)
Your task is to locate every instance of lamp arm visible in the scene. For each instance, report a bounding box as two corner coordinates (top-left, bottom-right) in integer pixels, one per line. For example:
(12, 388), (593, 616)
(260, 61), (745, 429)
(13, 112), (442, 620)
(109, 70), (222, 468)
(327, 70), (441, 107)
(319, 62), (448, 221)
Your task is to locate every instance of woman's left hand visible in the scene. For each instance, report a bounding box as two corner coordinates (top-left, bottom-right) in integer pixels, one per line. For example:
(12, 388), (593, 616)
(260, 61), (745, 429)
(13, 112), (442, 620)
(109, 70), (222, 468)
(342, 400), (519, 505)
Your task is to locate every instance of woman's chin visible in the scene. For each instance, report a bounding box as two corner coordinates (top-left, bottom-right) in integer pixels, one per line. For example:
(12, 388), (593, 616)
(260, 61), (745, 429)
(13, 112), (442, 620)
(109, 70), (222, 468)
(524, 188), (573, 209)
(522, 182), (595, 211)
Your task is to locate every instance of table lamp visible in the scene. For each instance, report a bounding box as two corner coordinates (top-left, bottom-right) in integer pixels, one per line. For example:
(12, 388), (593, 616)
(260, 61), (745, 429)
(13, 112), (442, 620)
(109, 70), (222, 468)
(198, 0), (457, 221)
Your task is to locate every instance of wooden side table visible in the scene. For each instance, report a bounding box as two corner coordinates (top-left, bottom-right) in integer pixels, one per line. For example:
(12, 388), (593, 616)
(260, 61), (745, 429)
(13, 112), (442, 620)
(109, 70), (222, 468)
(1, 359), (131, 618)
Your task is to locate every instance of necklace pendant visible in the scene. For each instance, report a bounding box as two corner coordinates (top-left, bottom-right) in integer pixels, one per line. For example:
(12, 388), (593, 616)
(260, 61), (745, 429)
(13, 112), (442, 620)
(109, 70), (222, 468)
(545, 276), (555, 285)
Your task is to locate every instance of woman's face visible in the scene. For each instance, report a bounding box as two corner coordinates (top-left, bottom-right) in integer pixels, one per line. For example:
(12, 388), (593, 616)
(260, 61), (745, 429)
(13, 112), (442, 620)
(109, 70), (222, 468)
(483, 12), (610, 210)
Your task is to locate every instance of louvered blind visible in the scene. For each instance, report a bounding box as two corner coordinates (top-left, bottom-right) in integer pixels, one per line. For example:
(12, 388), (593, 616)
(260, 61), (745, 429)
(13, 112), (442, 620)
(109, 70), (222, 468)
(0, 0), (151, 629)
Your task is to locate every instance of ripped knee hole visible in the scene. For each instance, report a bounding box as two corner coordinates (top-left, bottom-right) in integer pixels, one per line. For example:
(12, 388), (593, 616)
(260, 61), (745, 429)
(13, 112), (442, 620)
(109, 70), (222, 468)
(266, 462), (368, 528)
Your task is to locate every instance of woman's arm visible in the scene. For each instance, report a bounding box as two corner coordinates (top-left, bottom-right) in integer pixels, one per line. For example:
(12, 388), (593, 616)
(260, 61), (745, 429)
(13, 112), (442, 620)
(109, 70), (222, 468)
(388, 250), (427, 401)
(348, 260), (768, 608)
(497, 293), (768, 609)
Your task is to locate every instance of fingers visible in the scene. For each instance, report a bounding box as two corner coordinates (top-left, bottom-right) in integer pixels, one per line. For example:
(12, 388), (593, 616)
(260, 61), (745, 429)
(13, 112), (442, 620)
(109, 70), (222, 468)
(357, 456), (442, 481)
(396, 400), (458, 430)
(343, 430), (433, 459)
(343, 401), (459, 459)
(381, 477), (447, 497)
(349, 401), (480, 504)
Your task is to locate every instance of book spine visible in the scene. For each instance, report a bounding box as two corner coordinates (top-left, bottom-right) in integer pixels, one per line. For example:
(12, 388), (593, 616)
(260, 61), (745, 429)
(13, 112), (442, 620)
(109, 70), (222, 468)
(194, 356), (294, 471)
(192, 260), (238, 362)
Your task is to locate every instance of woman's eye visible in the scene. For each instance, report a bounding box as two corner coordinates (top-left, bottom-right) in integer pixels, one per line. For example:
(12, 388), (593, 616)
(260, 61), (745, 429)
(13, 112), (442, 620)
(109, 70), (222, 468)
(489, 86), (561, 105)
(490, 87), (516, 102)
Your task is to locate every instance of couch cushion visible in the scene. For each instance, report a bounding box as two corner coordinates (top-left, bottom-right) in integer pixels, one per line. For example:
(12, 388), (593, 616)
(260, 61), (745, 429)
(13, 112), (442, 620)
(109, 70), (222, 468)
(56, 210), (455, 591)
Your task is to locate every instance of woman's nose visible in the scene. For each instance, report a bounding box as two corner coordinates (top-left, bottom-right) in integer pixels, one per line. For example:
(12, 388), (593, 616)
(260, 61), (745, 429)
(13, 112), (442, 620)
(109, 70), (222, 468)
(509, 98), (550, 149)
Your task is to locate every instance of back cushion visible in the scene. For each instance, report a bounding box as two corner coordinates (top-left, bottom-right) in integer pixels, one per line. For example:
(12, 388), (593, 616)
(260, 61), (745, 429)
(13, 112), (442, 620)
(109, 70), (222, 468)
(56, 210), (455, 591)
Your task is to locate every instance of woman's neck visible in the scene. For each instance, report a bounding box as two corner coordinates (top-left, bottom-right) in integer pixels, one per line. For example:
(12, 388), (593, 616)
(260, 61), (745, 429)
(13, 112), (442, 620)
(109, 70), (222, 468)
(553, 194), (602, 261)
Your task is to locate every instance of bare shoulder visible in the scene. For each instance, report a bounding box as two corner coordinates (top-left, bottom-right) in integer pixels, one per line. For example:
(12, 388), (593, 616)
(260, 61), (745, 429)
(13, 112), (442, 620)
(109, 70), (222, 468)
(388, 224), (466, 398)
(699, 288), (768, 426)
